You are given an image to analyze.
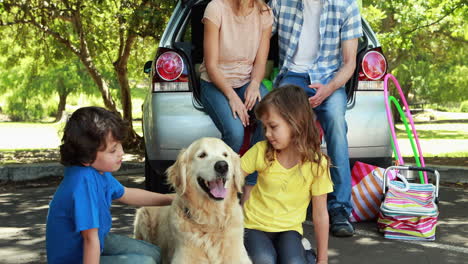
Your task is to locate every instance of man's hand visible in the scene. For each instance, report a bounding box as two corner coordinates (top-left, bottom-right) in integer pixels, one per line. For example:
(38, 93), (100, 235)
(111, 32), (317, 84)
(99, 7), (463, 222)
(308, 83), (333, 108)
(244, 81), (262, 111)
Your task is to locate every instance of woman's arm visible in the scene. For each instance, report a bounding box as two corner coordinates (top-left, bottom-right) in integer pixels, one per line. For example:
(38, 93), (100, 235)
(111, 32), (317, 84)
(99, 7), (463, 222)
(244, 25), (272, 111)
(116, 187), (174, 206)
(312, 194), (329, 264)
(204, 19), (250, 126)
(81, 228), (100, 264)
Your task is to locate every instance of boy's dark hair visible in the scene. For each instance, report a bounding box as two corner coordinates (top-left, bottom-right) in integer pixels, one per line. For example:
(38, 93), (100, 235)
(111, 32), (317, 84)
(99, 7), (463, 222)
(60, 106), (128, 166)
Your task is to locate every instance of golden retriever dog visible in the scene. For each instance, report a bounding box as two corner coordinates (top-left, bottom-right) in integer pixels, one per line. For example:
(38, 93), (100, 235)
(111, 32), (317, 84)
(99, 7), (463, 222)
(134, 137), (251, 264)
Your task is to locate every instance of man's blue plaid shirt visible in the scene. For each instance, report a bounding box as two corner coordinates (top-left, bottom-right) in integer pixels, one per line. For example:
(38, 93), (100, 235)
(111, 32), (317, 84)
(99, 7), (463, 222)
(269, 0), (363, 85)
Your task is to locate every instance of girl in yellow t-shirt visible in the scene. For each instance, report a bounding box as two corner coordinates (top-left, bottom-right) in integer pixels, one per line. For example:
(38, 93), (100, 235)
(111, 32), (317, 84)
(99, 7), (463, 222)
(241, 85), (333, 264)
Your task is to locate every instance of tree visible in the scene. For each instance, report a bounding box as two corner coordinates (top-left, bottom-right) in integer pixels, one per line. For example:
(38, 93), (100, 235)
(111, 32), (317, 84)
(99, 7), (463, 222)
(362, 0), (468, 105)
(0, 25), (101, 122)
(0, 0), (176, 150)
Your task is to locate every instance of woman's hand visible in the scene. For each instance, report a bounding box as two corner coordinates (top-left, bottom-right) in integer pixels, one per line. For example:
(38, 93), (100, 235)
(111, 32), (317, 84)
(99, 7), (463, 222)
(244, 80), (262, 111)
(228, 94), (250, 127)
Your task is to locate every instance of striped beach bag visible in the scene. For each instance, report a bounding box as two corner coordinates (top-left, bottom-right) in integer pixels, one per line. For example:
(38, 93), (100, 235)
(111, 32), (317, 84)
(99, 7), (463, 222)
(377, 166), (440, 241)
(350, 162), (396, 222)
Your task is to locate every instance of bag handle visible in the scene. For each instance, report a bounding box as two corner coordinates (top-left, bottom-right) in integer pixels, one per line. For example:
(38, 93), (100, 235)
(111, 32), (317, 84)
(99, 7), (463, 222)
(382, 166), (440, 200)
(384, 168), (410, 193)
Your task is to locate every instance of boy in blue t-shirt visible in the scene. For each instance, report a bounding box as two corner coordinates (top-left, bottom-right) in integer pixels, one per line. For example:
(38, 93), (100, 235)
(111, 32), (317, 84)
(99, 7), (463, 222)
(46, 106), (173, 264)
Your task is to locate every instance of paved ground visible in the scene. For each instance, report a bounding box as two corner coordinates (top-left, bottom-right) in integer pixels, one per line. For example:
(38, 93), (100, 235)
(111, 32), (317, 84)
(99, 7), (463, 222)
(1, 173), (467, 264)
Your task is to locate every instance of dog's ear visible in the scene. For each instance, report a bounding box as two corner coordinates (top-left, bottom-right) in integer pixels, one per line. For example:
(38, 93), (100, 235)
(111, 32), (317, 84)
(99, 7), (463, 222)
(231, 149), (244, 193)
(167, 148), (188, 195)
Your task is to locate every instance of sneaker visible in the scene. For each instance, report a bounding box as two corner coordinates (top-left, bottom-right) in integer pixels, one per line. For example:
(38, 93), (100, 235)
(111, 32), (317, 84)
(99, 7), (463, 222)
(301, 237), (312, 250)
(302, 238), (316, 264)
(329, 207), (355, 237)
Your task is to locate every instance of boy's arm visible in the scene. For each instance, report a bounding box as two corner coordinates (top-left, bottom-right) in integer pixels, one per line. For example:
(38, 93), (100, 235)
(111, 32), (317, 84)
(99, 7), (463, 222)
(312, 194), (329, 264)
(81, 228), (100, 264)
(116, 187), (174, 206)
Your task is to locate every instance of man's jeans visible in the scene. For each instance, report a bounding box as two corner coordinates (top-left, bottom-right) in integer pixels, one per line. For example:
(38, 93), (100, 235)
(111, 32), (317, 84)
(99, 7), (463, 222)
(100, 233), (161, 264)
(279, 71), (352, 214)
(200, 80), (268, 185)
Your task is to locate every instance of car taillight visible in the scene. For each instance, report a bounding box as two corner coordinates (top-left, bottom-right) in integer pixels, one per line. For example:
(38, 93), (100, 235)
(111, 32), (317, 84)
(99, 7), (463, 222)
(361, 50), (387, 81)
(156, 51), (184, 81)
(357, 48), (387, 90)
(152, 49), (189, 92)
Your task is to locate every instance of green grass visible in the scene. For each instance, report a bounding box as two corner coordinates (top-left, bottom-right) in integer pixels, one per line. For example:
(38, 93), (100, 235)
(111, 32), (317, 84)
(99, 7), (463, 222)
(396, 123), (468, 140)
(395, 122), (468, 157)
(0, 85), (147, 151)
(0, 82), (148, 121)
(0, 121), (142, 151)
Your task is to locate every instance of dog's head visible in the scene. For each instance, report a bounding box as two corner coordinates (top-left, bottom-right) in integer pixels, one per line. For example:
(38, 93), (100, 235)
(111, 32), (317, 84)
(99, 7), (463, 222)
(167, 137), (244, 201)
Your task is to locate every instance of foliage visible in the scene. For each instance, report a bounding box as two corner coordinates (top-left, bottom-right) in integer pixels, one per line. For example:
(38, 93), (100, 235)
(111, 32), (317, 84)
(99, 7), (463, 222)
(0, 26), (97, 121)
(460, 101), (468, 113)
(362, 0), (468, 105)
(0, 0), (176, 150)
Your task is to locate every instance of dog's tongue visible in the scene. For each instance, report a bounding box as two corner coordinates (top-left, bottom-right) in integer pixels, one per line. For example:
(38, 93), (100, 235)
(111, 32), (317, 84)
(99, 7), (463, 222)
(208, 179), (227, 198)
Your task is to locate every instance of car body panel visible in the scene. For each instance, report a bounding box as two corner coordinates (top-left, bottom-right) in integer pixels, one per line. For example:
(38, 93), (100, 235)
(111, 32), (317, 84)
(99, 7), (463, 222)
(144, 91), (391, 161)
(143, 0), (392, 170)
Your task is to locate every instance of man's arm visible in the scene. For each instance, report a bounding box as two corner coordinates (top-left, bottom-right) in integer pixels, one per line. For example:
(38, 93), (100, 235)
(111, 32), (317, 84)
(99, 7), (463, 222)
(308, 38), (358, 107)
(116, 187), (174, 206)
(324, 38), (359, 92)
(81, 228), (100, 264)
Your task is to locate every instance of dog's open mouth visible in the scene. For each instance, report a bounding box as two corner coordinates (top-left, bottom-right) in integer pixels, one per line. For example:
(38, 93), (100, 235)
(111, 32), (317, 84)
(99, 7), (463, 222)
(197, 177), (227, 200)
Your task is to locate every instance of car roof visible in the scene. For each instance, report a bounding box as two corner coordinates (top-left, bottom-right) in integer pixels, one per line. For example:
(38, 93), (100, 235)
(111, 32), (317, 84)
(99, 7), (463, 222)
(181, 0), (200, 6)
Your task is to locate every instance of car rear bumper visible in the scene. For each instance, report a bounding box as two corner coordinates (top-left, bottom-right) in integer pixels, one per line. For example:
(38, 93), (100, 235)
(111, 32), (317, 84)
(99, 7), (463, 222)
(144, 90), (392, 161)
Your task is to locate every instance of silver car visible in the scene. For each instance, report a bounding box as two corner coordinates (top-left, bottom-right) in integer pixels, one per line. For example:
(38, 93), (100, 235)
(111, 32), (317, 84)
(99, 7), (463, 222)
(142, 0), (391, 192)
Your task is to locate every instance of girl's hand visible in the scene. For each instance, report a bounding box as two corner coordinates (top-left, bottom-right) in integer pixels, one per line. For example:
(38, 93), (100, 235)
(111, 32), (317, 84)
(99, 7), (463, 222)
(308, 83), (333, 108)
(317, 261), (328, 264)
(229, 94), (250, 127)
(244, 81), (262, 111)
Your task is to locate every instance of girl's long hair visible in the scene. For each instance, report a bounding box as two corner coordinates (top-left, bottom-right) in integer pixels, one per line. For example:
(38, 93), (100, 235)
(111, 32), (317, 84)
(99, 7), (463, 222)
(255, 85), (331, 175)
(234, 0), (269, 14)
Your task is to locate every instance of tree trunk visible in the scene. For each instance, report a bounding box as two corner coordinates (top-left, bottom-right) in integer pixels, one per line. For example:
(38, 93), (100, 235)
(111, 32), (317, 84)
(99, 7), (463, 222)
(115, 60), (133, 124)
(114, 33), (143, 152)
(80, 57), (118, 112)
(68, 5), (118, 113)
(26, 7), (118, 114)
(55, 92), (68, 122)
(55, 77), (69, 122)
